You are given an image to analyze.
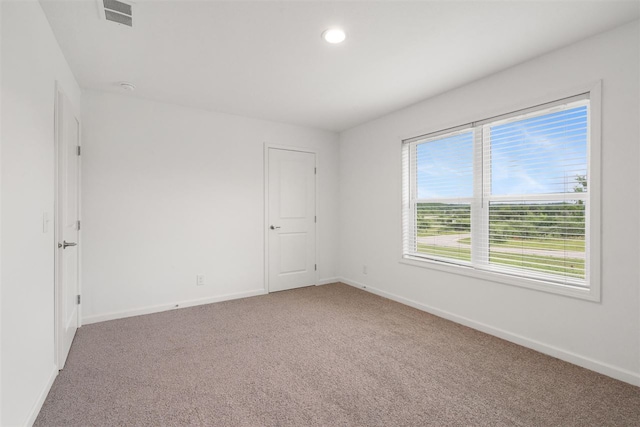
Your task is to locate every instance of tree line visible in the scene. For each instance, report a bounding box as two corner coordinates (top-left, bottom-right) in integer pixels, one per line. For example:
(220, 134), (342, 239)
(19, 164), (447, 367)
(417, 176), (586, 242)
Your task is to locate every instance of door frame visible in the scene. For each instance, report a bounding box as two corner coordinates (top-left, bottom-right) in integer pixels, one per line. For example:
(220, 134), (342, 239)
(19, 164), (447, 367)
(263, 143), (318, 293)
(53, 81), (82, 370)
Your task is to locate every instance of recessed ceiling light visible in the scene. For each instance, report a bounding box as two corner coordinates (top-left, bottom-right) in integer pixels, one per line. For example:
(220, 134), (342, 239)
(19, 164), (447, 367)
(322, 28), (346, 44)
(119, 82), (136, 91)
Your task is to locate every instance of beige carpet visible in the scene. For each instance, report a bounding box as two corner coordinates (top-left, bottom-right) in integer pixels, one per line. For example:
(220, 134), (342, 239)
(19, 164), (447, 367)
(35, 283), (640, 426)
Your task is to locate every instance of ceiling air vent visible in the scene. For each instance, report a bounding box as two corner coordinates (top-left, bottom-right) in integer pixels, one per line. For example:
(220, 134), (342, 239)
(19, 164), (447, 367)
(99, 0), (133, 27)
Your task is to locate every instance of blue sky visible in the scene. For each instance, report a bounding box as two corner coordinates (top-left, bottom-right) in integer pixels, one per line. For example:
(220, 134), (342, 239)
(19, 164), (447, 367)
(416, 105), (588, 199)
(416, 132), (473, 199)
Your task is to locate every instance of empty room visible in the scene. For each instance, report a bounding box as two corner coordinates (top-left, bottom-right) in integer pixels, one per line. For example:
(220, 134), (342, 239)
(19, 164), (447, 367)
(2, 0), (640, 425)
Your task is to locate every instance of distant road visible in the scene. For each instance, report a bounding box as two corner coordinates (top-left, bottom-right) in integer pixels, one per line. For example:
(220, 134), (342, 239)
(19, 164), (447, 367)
(417, 233), (585, 260)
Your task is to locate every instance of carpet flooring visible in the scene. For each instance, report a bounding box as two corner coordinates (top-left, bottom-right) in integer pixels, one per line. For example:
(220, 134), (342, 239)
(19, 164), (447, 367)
(35, 283), (640, 426)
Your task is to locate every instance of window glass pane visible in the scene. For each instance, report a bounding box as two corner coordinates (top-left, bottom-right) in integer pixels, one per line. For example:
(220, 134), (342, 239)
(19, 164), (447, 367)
(416, 203), (471, 263)
(416, 131), (473, 199)
(488, 201), (586, 281)
(490, 106), (588, 196)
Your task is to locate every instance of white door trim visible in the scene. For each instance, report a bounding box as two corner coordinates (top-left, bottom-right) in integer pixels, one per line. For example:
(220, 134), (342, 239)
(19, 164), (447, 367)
(53, 81), (82, 370)
(263, 143), (318, 293)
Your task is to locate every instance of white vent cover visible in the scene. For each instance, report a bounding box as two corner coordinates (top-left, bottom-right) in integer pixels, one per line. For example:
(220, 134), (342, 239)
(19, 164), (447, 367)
(98, 0), (133, 27)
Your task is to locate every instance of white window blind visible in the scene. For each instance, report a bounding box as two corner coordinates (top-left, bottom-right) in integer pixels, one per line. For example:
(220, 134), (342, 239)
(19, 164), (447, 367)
(402, 95), (591, 288)
(402, 128), (474, 265)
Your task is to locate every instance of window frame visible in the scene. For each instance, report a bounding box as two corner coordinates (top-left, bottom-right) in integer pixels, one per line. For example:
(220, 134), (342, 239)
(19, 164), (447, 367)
(400, 82), (601, 302)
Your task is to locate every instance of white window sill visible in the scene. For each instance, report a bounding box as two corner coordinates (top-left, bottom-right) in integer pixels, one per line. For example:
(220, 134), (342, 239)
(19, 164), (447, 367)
(399, 256), (600, 302)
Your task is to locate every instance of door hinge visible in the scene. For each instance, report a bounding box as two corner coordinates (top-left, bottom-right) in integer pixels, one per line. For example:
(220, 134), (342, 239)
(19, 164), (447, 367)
(314, 167), (316, 175)
(315, 264), (317, 271)
(77, 295), (81, 305)
(77, 146), (81, 156)
(77, 220), (81, 230)
(314, 216), (317, 223)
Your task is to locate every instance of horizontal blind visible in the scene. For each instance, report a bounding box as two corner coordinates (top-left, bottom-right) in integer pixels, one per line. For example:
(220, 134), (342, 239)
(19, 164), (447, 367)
(481, 100), (589, 286)
(403, 128), (474, 266)
(402, 94), (591, 288)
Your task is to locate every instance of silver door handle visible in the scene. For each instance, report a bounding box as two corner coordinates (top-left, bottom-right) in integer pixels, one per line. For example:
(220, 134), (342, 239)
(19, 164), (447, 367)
(63, 241), (77, 249)
(270, 225), (281, 230)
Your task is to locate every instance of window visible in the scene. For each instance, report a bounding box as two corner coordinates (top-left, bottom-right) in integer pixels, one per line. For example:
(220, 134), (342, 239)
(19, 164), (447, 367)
(402, 93), (598, 294)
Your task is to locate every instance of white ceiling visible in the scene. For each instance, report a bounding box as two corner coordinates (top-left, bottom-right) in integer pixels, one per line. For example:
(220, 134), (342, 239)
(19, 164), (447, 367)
(40, 0), (639, 132)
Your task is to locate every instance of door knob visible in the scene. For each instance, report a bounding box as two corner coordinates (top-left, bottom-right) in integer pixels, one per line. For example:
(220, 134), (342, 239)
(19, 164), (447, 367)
(62, 241), (77, 249)
(270, 225), (281, 230)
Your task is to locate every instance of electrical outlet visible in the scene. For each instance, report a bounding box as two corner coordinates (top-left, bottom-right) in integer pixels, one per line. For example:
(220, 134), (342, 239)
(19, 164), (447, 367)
(363, 265), (368, 275)
(196, 275), (205, 286)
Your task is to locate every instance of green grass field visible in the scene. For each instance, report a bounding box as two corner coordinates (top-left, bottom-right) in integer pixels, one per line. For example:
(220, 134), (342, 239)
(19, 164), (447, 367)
(457, 237), (584, 252)
(417, 244), (585, 278)
(417, 230), (469, 238)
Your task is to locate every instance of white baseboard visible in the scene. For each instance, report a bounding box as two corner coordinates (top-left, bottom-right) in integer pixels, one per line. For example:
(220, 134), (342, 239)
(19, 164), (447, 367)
(25, 364), (58, 427)
(339, 277), (640, 387)
(82, 289), (267, 325)
(83, 280), (339, 325)
(317, 277), (339, 285)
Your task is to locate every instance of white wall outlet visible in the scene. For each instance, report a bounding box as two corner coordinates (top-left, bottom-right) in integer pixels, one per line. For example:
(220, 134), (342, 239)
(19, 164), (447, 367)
(196, 275), (205, 286)
(363, 265), (368, 275)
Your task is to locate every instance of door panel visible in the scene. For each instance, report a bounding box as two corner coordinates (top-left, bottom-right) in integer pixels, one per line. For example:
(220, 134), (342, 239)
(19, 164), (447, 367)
(279, 160), (308, 218)
(268, 149), (316, 292)
(57, 90), (80, 369)
(279, 233), (308, 274)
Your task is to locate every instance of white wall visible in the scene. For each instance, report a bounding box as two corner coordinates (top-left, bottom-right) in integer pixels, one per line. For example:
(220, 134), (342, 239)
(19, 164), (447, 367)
(0, 1), (3, 421)
(338, 21), (640, 385)
(81, 90), (339, 323)
(1, 1), (82, 425)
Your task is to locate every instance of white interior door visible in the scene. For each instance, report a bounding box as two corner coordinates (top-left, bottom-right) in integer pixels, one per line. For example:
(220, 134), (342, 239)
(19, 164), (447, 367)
(56, 89), (80, 369)
(267, 148), (316, 292)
